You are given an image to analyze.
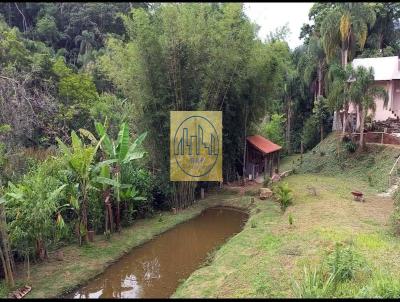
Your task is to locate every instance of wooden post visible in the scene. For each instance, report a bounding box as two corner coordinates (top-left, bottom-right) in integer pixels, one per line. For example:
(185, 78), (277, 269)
(381, 132), (384, 144)
(277, 151), (280, 172)
(200, 188), (205, 199)
(269, 155), (273, 177)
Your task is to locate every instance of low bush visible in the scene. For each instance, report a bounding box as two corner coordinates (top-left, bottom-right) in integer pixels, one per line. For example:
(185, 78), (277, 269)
(325, 243), (366, 283)
(292, 266), (336, 298)
(293, 243), (369, 298)
(344, 141), (357, 153)
(273, 182), (293, 212)
(358, 272), (400, 298)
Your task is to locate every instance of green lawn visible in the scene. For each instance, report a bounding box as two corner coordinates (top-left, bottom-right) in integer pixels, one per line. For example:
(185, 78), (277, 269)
(173, 173), (399, 298)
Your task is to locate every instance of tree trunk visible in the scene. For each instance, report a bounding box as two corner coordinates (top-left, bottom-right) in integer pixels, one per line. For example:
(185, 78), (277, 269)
(317, 61), (323, 97)
(333, 110), (343, 131)
(104, 191), (112, 233)
(342, 103), (349, 135)
(0, 205), (14, 287)
(115, 167), (122, 232)
(286, 99), (292, 154)
(359, 109), (366, 150)
(242, 104), (248, 182)
(80, 181), (89, 244)
(26, 253), (30, 282)
(320, 123), (324, 142)
(342, 48), (348, 67)
(171, 182), (196, 209)
(36, 239), (47, 261)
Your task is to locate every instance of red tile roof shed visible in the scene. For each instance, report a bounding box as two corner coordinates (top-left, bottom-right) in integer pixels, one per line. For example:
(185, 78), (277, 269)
(246, 135), (282, 154)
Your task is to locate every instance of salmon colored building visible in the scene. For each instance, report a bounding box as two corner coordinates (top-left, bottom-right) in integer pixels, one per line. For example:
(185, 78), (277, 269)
(333, 56), (400, 131)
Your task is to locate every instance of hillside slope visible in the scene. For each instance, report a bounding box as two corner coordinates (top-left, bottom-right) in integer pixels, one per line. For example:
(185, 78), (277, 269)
(287, 133), (400, 192)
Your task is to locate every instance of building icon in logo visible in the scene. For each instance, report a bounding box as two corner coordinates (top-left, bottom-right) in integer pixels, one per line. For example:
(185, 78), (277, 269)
(170, 111), (222, 181)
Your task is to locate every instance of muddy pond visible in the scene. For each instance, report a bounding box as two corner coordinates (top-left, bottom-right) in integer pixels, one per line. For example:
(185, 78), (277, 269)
(67, 206), (248, 298)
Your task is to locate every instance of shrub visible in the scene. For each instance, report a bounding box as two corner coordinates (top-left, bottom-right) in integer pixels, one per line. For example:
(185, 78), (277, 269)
(121, 163), (155, 220)
(5, 158), (68, 261)
(302, 115), (320, 150)
(358, 272), (400, 298)
(325, 243), (366, 283)
(292, 266), (336, 298)
(344, 140), (357, 153)
(293, 243), (370, 298)
(273, 182), (293, 212)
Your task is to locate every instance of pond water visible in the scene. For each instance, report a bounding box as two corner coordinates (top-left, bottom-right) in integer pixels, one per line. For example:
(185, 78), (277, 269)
(67, 206), (248, 299)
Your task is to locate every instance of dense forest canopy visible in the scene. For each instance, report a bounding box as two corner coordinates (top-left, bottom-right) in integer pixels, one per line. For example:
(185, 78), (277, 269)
(0, 2), (400, 287)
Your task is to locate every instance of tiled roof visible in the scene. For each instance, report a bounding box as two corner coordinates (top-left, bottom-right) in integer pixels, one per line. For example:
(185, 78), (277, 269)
(247, 135), (282, 154)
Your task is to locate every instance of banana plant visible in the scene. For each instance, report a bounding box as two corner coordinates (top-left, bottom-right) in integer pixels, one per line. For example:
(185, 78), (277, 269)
(94, 121), (147, 232)
(56, 130), (104, 245)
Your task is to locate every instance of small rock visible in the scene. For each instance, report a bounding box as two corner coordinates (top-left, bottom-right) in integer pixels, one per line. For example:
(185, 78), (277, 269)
(259, 188), (273, 200)
(55, 250), (64, 261)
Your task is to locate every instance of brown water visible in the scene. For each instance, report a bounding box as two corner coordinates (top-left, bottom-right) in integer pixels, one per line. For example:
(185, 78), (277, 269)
(67, 207), (248, 299)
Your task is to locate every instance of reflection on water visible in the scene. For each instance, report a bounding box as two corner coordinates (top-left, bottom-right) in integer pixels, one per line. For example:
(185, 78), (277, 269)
(68, 207), (248, 299)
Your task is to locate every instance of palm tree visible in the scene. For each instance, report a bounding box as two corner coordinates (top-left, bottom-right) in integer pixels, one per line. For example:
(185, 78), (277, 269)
(303, 35), (327, 98)
(326, 63), (354, 135)
(350, 66), (388, 150)
(320, 3), (376, 131)
(321, 3), (376, 66)
(74, 30), (96, 67)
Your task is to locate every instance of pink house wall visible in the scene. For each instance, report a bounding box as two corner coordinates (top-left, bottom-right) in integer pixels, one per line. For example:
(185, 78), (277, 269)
(348, 80), (400, 122)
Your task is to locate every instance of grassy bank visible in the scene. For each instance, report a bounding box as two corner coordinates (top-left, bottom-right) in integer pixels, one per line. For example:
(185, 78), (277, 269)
(11, 190), (251, 299)
(173, 172), (400, 298)
(280, 133), (400, 192)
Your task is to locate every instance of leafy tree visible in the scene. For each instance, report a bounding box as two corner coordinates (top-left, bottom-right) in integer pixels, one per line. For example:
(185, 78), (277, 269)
(349, 66), (388, 149)
(313, 96), (330, 142)
(99, 3), (282, 204)
(320, 3), (376, 66)
(261, 114), (286, 148)
(301, 115), (320, 150)
(325, 64), (354, 134)
(316, 3), (376, 132)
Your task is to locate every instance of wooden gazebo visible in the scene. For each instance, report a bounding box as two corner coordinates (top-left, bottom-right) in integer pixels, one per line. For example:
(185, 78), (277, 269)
(245, 135), (282, 179)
